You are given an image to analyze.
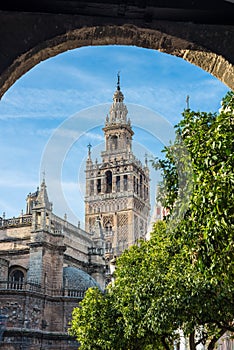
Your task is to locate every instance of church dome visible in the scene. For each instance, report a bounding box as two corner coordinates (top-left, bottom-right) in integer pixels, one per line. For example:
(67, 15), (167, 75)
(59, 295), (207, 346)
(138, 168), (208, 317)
(63, 266), (99, 290)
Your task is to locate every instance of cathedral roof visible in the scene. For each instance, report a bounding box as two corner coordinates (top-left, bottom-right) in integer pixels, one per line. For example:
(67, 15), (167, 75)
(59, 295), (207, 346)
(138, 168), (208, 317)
(63, 266), (100, 290)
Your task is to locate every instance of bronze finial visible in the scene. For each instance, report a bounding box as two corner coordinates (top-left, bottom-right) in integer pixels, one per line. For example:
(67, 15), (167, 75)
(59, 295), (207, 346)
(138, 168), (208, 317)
(186, 95), (190, 109)
(87, 143), (92, 157)
(117, 71), (120, 90)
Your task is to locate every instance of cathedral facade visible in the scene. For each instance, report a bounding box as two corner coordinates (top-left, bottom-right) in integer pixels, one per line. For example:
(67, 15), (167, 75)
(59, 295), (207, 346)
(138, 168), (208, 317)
(0, 78), (151, 349)
(0, 179), (105, 349)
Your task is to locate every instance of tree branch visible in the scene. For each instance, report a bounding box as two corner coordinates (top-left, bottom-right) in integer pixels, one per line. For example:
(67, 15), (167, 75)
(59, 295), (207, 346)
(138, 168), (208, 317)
(189, 330), (196, 350)
(207, 328), (227, 350)
(161, 335), (171, 350)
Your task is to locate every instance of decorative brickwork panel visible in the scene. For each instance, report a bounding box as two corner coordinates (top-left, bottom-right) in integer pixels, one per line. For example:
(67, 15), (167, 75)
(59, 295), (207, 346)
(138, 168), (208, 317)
(117, 213), (128, 252)
(133, 198), (144, 212)
(103, 215), (114, 227)
(88, 198), (128, 214)
(140, 219), (144, 238)
(134, 214), (139, 242)
(89, 217), (96, 232)
(116, 198), (127, 211)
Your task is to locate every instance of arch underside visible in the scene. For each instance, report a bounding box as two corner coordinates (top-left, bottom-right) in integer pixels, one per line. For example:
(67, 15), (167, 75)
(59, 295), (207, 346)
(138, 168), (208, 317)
(0, 24), (233, 99)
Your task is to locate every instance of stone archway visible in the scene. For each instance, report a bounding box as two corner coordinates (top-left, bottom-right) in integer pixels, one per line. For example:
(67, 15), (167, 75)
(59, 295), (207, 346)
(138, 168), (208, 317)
(0, 14), (234, 99)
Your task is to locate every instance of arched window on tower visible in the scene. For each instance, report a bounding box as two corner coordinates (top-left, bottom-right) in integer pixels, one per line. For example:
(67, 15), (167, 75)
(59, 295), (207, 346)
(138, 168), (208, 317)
(105, 171), (112, 193)
(105, 241), (113, 254)
(90, 180), (94, 196)
(123, 175), (128, 191)
(133, 176), (136, 193)
(116, 176), (120, 192)
(97, 179), (101, 193)
(9, 267), (26, 290)
(110, 135), (118, 151)
(140, 175), (143, 198)
(105, 221), (113, 236)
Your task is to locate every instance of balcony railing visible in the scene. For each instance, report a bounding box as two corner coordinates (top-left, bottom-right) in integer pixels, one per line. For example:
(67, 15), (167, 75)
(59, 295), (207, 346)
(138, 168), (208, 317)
(0, 280), (85, 299)
(0, 215), (32, 229)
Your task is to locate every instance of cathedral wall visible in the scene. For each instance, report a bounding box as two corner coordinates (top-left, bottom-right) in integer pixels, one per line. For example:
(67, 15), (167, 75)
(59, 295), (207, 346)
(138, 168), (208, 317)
(46, 299), (64, 332)
(27, 246), (43, 285)
(63, 229), (91, 266)
(53, 214), (92, 266)
(0, 225), (31, 240)
(1, 335), (78, 350)
(43, 246), (64, 290)
(0, 248), (29, 276)
(0, 292), (80, 349)
(0, 291), (80, 333)
(0, 292), (43, 329)
(8, 254), (29, 271)
(27, 231), (66, 290)
(0, 226), (31, 272)
(0, 258), (9, 279)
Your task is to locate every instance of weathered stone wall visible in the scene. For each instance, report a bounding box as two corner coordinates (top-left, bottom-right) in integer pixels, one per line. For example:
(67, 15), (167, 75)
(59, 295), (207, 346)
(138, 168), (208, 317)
(0, 292), (79, 332)
(0, 226), (31, 273)
(0, 258), (9, 279)
(0, 225), (31, 240)
(63, 227), (92, 267)
(0, 291), (80, 349)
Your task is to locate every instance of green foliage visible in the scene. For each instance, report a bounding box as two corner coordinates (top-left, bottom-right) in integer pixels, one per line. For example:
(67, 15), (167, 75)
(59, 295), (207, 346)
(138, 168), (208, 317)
(150, 90), (234, 348)
(69, 91), (234, 350)
(69, 287), (126, 350)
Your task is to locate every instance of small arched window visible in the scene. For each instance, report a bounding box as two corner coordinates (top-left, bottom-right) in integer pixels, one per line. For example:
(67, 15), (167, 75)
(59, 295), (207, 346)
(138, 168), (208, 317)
(110, 135), (118, 150)
(105, 241), (112, 253)
(90, 180), (94, 196)
(105, 171), (112, 193)
(116, 175), (120, 192)
(105, 221), (112, 236)
(123, 175), (128, 191)
(97, 178), (101, 193)
(140, 174), (143, 197)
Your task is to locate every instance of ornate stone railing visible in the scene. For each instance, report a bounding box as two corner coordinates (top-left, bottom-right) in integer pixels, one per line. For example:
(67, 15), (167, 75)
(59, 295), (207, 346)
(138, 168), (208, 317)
(0, 280), (85, 299)
(88, 247), (104, 256)
(0, 215), (32, 229)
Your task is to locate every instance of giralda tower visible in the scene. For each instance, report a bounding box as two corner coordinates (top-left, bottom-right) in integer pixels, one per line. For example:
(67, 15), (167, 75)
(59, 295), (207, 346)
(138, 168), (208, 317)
(85, 75), (150, 260)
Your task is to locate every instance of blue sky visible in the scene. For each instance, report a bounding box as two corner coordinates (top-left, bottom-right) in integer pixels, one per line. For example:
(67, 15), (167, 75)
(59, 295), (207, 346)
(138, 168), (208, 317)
(0, 45), (229, 227)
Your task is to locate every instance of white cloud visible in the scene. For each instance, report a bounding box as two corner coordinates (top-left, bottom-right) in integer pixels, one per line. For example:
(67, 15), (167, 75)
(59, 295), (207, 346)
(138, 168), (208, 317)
(0, 171), (37, 189)
(84, 131), (103, 142)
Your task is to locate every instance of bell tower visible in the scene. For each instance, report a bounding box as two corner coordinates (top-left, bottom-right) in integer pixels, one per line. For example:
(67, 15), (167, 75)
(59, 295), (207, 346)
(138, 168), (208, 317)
(85, 75), (150, 261)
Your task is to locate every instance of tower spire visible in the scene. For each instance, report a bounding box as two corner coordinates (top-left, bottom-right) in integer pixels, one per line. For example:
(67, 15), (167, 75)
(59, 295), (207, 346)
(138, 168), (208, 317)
(87, 143), (92, 159)
(117, 71), (120, 91)
(186, 95), (190, 109)
(42, 169), (46, 185)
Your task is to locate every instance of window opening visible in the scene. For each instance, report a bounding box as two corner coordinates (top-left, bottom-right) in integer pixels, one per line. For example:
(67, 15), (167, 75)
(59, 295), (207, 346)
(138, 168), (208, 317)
(97, 178), (101, 193)
(105, 171), (112, 193)
(123, 175), (128, 191)
(90, 180), (94, 196)
(116, 176), (120, 192)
